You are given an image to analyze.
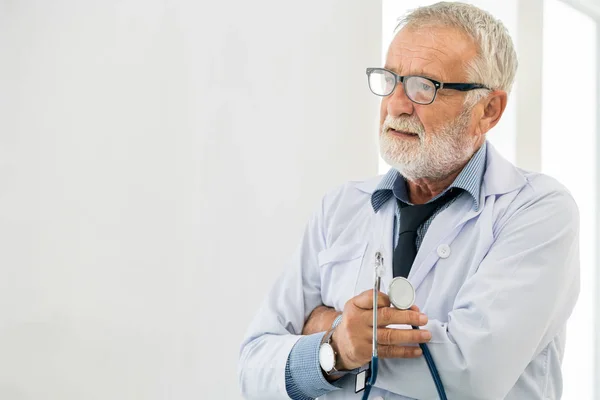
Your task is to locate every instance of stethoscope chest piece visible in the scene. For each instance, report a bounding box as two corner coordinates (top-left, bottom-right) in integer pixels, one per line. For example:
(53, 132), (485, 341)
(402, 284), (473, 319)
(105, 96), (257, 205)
(388, 277), (415, 310)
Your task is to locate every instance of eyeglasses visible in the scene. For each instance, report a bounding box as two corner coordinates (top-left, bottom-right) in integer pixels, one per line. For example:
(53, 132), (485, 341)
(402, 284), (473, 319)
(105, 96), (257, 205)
(366, 67), (489, 105)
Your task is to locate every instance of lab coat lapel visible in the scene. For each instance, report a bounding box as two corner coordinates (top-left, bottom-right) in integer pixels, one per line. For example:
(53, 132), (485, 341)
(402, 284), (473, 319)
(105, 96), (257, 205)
(408, 142), (528, 291)
(378, 200), (396, 292)
(408, 194), (482, 291)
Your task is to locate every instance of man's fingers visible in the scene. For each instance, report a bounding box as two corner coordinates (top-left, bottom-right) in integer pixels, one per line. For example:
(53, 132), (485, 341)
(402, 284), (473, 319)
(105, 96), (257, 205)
(377, 327), (431, 345)
(353, 289), (391, 310)
(378, 344), (423, 359)
(374, 307), (428, 327)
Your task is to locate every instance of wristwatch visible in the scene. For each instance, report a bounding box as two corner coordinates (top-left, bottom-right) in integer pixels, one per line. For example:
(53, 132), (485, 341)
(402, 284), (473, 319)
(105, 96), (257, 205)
(319, 327), (345, 377)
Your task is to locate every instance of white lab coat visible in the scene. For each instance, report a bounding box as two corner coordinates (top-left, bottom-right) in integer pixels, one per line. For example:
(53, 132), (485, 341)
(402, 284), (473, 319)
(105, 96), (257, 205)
(238, 143), (580, 400)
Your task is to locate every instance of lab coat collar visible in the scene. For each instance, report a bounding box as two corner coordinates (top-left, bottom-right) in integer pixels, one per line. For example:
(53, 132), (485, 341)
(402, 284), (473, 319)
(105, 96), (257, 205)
(480, 141), (527, 197)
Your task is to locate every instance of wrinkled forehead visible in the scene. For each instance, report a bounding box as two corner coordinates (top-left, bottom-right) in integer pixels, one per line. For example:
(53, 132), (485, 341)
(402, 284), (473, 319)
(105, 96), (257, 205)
(385, 25), (478, 83)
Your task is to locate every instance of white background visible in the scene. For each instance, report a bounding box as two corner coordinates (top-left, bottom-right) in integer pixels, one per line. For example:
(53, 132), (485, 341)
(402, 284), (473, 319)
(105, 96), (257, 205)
(0, 1), (380, 399)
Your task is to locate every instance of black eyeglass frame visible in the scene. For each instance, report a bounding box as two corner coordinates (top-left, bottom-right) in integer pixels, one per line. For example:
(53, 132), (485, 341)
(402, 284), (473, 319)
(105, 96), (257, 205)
(365, 67), (490, 105)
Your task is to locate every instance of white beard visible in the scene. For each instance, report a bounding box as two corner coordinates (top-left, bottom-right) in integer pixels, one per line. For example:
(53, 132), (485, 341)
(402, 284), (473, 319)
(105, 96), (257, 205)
(379, 107), (479, 181)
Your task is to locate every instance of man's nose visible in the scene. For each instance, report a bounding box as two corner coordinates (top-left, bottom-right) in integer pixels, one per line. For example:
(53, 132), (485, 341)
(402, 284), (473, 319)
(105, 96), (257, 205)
(386, 82), (415, 118)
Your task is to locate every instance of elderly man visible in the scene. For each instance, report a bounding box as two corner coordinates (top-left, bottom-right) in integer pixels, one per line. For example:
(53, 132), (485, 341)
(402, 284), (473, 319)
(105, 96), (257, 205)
(238, 2), (579, 399)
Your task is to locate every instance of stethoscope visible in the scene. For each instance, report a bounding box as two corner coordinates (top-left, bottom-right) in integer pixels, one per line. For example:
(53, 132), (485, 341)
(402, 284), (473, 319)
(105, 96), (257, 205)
(362, 252), (447, 400)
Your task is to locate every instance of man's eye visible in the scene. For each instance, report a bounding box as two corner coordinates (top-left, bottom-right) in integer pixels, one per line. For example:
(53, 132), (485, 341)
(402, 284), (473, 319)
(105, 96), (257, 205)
(420, 83), (433, 91)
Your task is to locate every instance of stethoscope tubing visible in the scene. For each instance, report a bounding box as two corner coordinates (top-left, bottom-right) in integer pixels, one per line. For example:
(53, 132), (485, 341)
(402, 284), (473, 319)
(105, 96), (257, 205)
(414, 327), (447, 400)
(363, 274), (447, 400)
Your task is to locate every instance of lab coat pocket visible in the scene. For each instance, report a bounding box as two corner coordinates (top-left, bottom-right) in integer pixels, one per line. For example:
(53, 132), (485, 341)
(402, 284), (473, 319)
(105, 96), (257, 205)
(318, 242), (368, 311)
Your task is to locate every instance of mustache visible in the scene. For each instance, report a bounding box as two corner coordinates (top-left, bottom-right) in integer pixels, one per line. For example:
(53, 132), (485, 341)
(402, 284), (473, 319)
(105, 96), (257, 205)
(382, 116), (425, 137)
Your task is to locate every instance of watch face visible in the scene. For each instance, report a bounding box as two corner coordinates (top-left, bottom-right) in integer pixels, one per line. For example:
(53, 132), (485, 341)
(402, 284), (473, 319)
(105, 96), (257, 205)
(319, 343), (335, 372)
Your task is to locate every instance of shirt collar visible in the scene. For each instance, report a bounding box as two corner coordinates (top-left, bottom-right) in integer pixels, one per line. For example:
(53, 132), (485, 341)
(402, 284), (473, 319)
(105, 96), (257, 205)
(371, 142), (487, 213)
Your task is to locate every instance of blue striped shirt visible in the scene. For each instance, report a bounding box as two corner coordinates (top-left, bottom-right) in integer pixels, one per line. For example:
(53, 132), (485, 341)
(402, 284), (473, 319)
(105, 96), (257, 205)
(284, 143), (488, 400)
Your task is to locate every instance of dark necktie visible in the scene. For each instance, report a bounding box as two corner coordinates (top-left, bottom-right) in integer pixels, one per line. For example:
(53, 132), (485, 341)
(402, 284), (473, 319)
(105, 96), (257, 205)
(392, 190), (459, 278)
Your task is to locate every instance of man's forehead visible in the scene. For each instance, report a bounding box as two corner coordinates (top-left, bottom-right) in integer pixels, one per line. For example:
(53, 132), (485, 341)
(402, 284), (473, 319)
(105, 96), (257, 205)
(385, 26), (477, 82)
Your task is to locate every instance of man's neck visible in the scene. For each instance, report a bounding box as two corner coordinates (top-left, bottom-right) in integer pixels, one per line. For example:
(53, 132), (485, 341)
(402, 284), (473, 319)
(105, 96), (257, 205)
(405, 168), (463, 205)
(404, 139), (486, 204)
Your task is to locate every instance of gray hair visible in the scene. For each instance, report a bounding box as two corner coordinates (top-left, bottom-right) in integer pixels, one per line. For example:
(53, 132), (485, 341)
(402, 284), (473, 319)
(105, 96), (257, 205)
(395, 2), (518, 105)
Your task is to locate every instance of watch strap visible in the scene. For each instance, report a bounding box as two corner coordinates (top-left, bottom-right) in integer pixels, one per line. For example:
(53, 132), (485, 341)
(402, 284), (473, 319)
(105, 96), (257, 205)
(331, 313), (343, 329)
(322, 327), (336, 345)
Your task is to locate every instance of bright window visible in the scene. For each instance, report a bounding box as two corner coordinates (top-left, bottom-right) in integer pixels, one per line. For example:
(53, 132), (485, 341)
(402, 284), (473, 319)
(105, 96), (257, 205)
(542, 1), (597, 399)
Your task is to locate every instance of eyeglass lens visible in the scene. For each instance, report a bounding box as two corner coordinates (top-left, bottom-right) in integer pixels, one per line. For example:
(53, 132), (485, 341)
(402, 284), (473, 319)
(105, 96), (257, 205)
(368, 70), (436, 104)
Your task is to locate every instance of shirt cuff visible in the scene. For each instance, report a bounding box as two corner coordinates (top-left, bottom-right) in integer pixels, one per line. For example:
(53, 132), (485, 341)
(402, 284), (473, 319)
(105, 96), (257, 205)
(285, 332), (342, 399)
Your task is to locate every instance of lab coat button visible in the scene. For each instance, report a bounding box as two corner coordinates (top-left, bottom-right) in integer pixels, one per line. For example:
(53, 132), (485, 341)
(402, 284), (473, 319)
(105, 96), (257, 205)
(372, 397), (384, 400)
(437, 244), (451, 259)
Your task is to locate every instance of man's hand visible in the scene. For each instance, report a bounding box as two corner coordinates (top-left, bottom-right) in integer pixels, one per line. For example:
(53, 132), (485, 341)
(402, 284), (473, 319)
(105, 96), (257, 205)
(302, 305), (340, 335)
(331, 289), (430, 371)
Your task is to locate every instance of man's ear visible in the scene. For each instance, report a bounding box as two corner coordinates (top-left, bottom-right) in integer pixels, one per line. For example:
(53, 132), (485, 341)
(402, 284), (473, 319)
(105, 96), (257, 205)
(477, 90), (507, 135)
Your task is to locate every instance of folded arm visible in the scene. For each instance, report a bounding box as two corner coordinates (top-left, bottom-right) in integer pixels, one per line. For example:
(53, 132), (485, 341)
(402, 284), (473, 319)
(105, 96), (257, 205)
(238, 197), (343, 399)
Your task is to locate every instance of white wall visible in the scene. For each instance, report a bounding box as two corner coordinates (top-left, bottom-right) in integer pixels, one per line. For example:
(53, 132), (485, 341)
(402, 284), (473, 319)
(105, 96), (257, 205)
(0, 1), (381, 399)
